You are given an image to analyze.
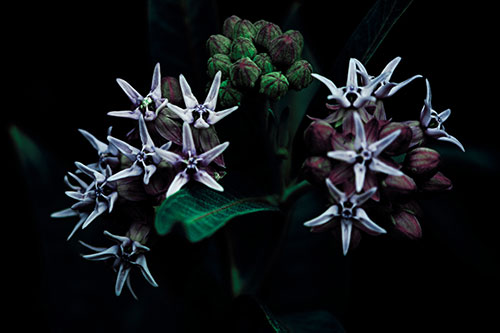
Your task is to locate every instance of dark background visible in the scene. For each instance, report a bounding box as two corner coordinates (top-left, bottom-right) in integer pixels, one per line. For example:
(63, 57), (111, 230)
(5, 1), (499, 332)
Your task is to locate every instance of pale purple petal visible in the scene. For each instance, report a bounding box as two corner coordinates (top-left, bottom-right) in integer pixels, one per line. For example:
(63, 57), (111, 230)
(134, 255), (159, 287)
(154, 147), (183, 165)
(115, 264), (132, 296)
(426, 127), (448, 138)
(353, 162), (367, 193)
(325, 178), (347, 203)
(303, 205), (339, 227)
(107, 136), (140, 159)
(66, 172), (88, 190)
(150, 63), (162, 101)
(126, 275), (138, 301)
(204, 71), (221, 110)
(351, 187), (377, 206)
(65, 191), (85, 201)
(368, 129), (401, 156)
(51, 208), (78, 218)
(438, 135), (465, 152)
(78, 239), (109, 252)
(311, 73), (350, 108)
(382, 74), (422, 97)
(327, 150), (357, 163)
(81, 244), (120, 261)
(353, 112), (367, 150)
(166, 171), (190, 197)
(107, 163), (144, 182)
(369, 158), (404, 176)
(75, 161), (106, 183)
(206, 106), (239, 125)
(181, 122), (196, 156)
(341, 219), (353, 256)
(179, 74), (199, 109)
(104, 230), (130, 244)
(78, 129), (108, 154)
(82, 201), (108, 229)
(194, 170), (223, 192)
(138, 115), (155, 149)
(167, 103), (194, 123)
(67, 214), (87, 241)
(438, 109), (451, 122)
(420, 79), (432, 127)
(106, 191), (119, 213)
(143, 164), (157, 185)
(107, 110), (142, 120)
(199, 142), (229, 166)
(116, 78), (143, 106)
(194, 117), (210, 129)
(355, 208), (387, 234)
(346, 58), (359, 90)
(380, 56), (401, 81)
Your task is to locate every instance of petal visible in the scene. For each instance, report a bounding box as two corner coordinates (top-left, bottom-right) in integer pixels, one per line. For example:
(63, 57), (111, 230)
(115, 264), (132, 297)
(179, 74), (199, 109)
(154, 147), (183, 165)
(107, 163), (144, 182)
(126, 275), (138, 301)
(311, 73), (350, 108)
(206, 106), (239, 125)
(438, 108), (451, 122)
(138, 114), (155, 149)
(351, 186), (377, 206)
(353, 162), (367, 193)
(82, 201), (108, 229)
(65, 190), (85, 201)
(150, 62), (162, 100)
(204, 71), (221, 110)
(193, 117), (210, 129)
(369, 158), (404, 176)
(420, 79), (432, 127)
(78, 239), (108, 252)
(194, 170), (223, 192)
(353, 112), (367, 150)
(380, 56), (401, 81)
(65, 172), (88, 190)
(438, 134), (465, 152)
(67, 214), (88, 241)
(78, 129), (108, 154)
(104, 230), (130, 244)
(143, 164), (157, 185)
(107, 110), (141, 120)
(134, 255), (159, 287)
(341, 219), (353, 256)
(51, 208), (78, 218)
(75, 161), (105, 183)
(327, 150), (357, 163)
(368, 129), (401, 156)
(107, 136), (140, 159)
(325, 178), (347, 203)
(81, 245), (120, 261)
(198, 142), (230, 166)
(106, 191), (119, 213)
(355, 208), (386, 234)
(384, 74), (422, 97)
(167, 103), (194, 123)
(303, 205), (339, 227)
(181, 122), (196, 156)
(346, 58), (358, 89)
(116, 78), (143, 105)
(166, 171), (190, 197)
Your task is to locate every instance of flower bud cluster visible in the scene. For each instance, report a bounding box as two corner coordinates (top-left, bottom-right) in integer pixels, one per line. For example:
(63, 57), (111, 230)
(301, 57), (462, 253)
(206, 15), (314, 106)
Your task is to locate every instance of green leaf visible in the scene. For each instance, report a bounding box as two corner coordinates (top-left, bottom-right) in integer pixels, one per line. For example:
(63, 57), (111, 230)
(154, 183), (279, 242)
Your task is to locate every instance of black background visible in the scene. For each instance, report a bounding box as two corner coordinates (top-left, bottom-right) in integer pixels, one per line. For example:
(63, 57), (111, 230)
(5, 1), (499, 332)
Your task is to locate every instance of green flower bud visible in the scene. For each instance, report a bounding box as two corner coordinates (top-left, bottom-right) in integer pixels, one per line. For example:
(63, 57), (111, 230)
(253, 19), (270, 32)
(286, 59), (313, 90)
(230, 37), (257, 61)
(253, 53), (275, 74)
(218, 79), (243, 107)
(207, 53), (232, 79)
(161, 76), (183, 105)
(223, 15), (241, 38)
(283, 30), (304, 54)
(232, 19), (257, 40)
(269, 33), (301, 66)
(259, 71), (289, 100)
(206, 34), (231, 56)
(229, 57), (261, 88)
(255, 22), (282, 50)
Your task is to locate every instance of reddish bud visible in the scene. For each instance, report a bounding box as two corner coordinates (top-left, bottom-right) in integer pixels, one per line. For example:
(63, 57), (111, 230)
(206, 34), (232, 56)
(421, 171), (453, 192)
(403, 120), (424, 148)
(304, 120), (334, 155)
(161, 76), (183, 105)
(382, 173), (417, 195)
(405, 147), (440, 176)
(222, 15), (241, 38)
(269, 34), (301, 66)
(302, 156), (333, 185)
(255, 22), (282, 50)
(379, 122), (413, 155)
(391, 210), (422, 239)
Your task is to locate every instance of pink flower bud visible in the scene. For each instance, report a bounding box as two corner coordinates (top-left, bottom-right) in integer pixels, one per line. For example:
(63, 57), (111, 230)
(405, 147), (440, 176)
(303, 120), (334, 155)
(382, 173), (417, 195)
(391, 210), (422, 239)
(379, 122), (413, 155)
(301, 156), (333, 185)
(421, 171), (453, 192)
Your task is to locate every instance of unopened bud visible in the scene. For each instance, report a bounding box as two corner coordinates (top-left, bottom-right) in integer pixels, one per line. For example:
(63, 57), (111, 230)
(222, 15), (241, 38)
(403, 120), (424, 148)
(255, 22), (282, 50)
(382, 173), (417, 195)
(259, 71), (289, 100)
(232, 19), (257, 40)
(286, 59), (313, 90)
(206, 34), (232, 56)
(207, 54), (232, 79)
(283, 30), (304, 54)
(303, 120), (334, 155)
(379, 122), (413, 155)
(421, 171), (453, 191)
(302, 156), (333, 185)
(127, 222), (151, 244)
(161, 76), (183, 105)
(405, 147), (440, 176)
(269, 33), (301, 66)
(253, 19), (270, 32)
(230, 57), (262, 88)
(230, 37), (257, 61)
(391, 210), (422, 239)
(218, 79), (243, 107)
(253, 53), (275, 74)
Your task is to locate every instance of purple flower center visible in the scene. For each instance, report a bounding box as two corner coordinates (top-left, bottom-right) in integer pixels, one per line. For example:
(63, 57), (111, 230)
(136, 151), (146, 163)
(194, 105), (210, 120)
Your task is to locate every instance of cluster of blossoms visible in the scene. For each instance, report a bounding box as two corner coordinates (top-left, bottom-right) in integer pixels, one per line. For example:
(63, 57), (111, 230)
(52, 62), (237, 298)
(206, 15), (313, 106)
(301, 57), (464, 254)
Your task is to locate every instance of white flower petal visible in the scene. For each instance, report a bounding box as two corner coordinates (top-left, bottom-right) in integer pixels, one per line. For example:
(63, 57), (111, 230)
(341, 219), (353, 256)
(81, 244), (119, 261)
(311, 73), (350, 108)
(420, 79), (432, 127)
(355, 208), (386, 234)
(438, 108), (451, 122)
(369, 158), (403, 176)
(143, 164), (157, 185)
(150, 63), (162, 100)
(351, 187), (377, 206)
(204, 71), (221, 110)
(115, 264), (132, 297)
(154, 147), (183, 165)
(78, 129), (108, 154)
(194, 117), (210, 129)
(116, 78), (143, 105)
(206, 106), (239, 125)
(134, 255), (159, 288)
(107, 163), (144, 182)
(303, 205), (339, 227)
(438, 135), (465, 152)
(181, 122), (196, 156)
(353, 162), (367, 193)
(353, 112), (367, 150)
(179, 74), (199, 109)
(107, 136), (140, 159)
(368, 129), (401, 156)
(166, 171), (190, 197)
(82, 201), (108, 229)
(51, 208), (78, 218)
(167, 103), (194, 123)
(199, 142), (229, 166)
(194, 170), (223, 192)
(138, 115), (155, 149)
(325, 178), (347, 203)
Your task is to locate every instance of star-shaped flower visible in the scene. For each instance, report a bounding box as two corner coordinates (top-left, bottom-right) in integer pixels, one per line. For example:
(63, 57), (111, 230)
(420, 79), (464, 152)
(79, 230), (158, 300)
(167, 71), (239, 129)
(107, 115), (172, 185)
(327, 112), (404, 192)
(304, 178), (386, 255)
(108, 63), (167, 122)
(155, 122), (229, 197)
(78, 127), (119, 172)
(354, 56), (422, 99)
(311, 58), (390, 109)
(51, 163), (118, 239)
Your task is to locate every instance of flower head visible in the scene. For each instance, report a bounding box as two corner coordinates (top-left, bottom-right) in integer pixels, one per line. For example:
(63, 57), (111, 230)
(79, 230), (158, 300)
(327, 112), (404, 192)
(107, 115), (172, 185)
(155, 122), (228, 197)
(420, 79), (464, 152)
(108, 63), (167, 122)
(303, 178), (386, 255)
(167, 71), (239, 129)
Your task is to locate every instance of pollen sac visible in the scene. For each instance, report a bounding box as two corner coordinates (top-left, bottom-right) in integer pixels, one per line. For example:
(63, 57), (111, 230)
(286, 59), (313, 90)
(229, 57), (262, 88)
(255, 22), (283, 50)
(230, 37), (257, 61)
(379, 122), (413, 155)
(303, 120), (334, 155)
(259, 71), (289, 100)
(269, 33), (302, 66)
(206, 34), (232, 56)
(207, 54), (232, 79)
(218, 79), (243, 107)
(161, 76), (183, 105)
(253, 53), (275, 74)
(405, 147), (440, 176)
(222, 15), (241, 38)
(232, 19), (257, 40)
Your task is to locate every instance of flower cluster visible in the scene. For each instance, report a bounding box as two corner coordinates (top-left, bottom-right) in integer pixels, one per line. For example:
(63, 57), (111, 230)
(52, 63), (235, 298)
(206, 15), (314, 106)
(302, 57), (464, 255)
